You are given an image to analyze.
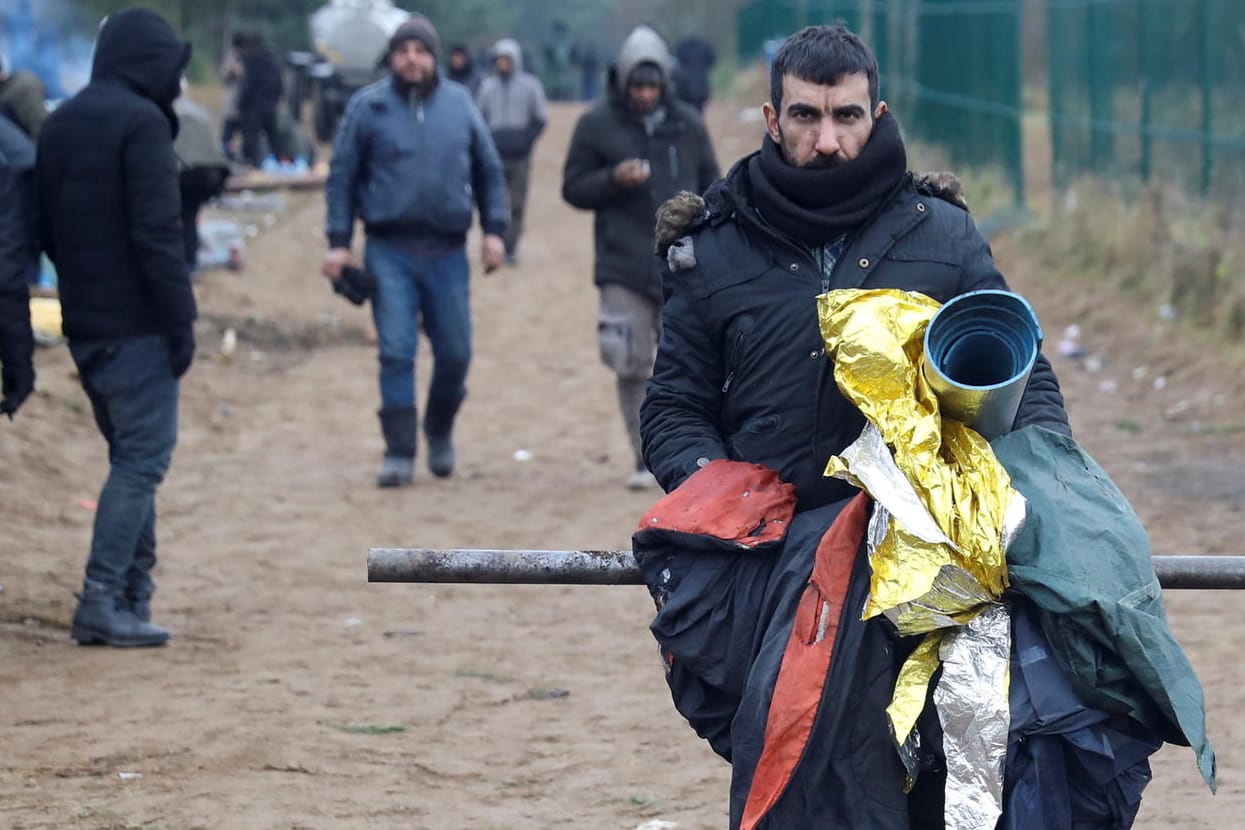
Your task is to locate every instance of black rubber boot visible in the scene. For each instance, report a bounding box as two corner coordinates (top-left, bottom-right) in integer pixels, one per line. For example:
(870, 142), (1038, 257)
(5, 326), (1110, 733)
(378, 406), (417, 488)
(423, 396), (463, 478)
(71, 584), (169, 648)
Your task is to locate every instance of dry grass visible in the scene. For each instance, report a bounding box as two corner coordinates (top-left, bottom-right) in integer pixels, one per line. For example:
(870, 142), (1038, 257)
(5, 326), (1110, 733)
(1017, 179), (1245, 349)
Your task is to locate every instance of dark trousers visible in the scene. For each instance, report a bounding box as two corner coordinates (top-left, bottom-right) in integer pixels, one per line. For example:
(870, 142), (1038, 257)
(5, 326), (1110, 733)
(502, 155), (531, 257)
(220, 115), (242, 156)
(69, 335), (179, 598)
(240, 108), (280, 166)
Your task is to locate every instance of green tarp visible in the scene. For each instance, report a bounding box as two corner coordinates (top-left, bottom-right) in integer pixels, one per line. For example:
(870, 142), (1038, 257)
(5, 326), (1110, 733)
(994, 426), (1216, 791)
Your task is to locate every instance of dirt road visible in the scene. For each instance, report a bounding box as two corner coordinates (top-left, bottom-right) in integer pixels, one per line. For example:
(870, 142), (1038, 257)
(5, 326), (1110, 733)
(2, 101), (1242, 829)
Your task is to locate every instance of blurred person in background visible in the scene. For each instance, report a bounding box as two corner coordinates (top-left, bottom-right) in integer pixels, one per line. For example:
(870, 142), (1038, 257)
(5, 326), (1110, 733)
(218, 32), (246, 160)
(323, 15), (508, 488)
(237, 32), (284, 165)
(446, 43), (481, 95)
(174, 83), (231, 270)
(0, 49), (48, 139)
(671, 34), (716, 113)
(475, 37), (547, 266)
(35, 8), (197, 648)
(561, 25), (718, 489)
(0, 114), (36, 419)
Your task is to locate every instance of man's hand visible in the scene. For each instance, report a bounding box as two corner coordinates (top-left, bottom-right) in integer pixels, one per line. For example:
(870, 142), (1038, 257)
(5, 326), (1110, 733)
(0, 357), (34, 419)
(481, 233), (505, 274)
(322, 247), (351, 280)
(613, 158), (651, 188)
(167, 325), (196, 380)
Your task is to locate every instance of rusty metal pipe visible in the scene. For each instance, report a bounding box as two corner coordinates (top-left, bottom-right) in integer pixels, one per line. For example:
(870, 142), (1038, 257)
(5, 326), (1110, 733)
(367, 549), (1245, 590)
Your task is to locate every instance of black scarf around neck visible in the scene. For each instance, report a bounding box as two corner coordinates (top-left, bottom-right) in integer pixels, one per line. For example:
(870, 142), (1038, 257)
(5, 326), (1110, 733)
(748, 111), (908, 246)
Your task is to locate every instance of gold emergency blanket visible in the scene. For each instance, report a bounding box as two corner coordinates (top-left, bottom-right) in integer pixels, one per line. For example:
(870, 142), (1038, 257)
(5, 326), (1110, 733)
(817, 288), (1020, 829)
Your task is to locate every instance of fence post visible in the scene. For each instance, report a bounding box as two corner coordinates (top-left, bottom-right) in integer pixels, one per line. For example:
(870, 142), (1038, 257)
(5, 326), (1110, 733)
(1199, 0), (1215, 196)
(1138, 0), (1154, 184)
(1087, 0), (1114, 170)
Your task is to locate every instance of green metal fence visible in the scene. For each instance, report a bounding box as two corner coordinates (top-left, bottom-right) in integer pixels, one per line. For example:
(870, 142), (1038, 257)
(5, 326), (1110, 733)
(736, 0), (1245, 205)
(1048, 0), (1245, 198)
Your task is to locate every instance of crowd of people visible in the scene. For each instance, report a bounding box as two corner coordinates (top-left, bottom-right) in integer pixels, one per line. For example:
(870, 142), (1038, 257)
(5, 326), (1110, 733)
(2, 7), (1206, 828)
(1, 6), (726, 645)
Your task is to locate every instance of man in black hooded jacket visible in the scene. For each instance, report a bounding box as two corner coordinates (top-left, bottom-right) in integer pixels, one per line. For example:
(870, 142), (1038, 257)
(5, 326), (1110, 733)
(237, 32), (285, 166)
(35, 7), (196, 648)
(562, 25), (718, 490)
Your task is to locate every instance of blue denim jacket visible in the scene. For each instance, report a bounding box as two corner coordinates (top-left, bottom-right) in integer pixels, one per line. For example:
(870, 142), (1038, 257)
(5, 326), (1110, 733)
(325, 76), (508, 250)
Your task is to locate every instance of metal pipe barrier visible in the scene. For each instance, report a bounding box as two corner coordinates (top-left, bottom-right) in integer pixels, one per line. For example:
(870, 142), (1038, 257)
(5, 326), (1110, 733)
(368, 549), (1245, 590)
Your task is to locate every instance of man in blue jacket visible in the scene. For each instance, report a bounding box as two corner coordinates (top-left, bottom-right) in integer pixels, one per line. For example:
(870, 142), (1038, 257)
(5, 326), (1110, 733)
(323, 14), (508, 488)
(36, 8), (196, 647)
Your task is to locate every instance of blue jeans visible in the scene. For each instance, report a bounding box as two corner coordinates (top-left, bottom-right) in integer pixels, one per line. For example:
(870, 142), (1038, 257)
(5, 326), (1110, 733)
(366, 239), (472, 415)
(69, 336), (179, 597)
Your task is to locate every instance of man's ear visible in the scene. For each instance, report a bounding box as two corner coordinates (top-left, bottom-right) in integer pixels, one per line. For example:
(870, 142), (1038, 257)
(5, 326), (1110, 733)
(762, 101), (781, 144)
(874, 100), (888, 119)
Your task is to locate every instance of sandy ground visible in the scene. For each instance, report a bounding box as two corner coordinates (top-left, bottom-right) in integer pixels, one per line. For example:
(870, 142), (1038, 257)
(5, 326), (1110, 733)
(2, 100), (1243, 830)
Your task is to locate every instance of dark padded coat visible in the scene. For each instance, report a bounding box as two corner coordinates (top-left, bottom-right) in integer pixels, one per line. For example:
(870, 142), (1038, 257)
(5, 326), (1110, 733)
(0, 116), (36, 413)
(237, 48), (284, 120)
(640, 155), (1071, 511)
(561, 77), (719, 301)
(34, 9), (195, 343)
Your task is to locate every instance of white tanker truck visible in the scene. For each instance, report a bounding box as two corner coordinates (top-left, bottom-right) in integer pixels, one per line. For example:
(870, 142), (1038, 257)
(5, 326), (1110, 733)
(293, 0), (411, 141)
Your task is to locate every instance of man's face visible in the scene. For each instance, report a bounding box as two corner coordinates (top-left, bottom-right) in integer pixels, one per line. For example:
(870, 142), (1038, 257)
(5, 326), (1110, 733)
(763, 72), (886, 170)
(390, 39), (436, 86)
(450, 51), (468, 71)
(494, 54), (513, 76)
(628, 80), (662, 114)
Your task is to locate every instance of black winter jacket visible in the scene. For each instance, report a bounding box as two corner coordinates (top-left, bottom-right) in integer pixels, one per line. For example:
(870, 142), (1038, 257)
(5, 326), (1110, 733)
(641, 155), (1070, 511)
(35, 9), (195, 343)
(238, 49), (284, 119)
(561, 84), (718, 301)
(0, 116), (35, 404)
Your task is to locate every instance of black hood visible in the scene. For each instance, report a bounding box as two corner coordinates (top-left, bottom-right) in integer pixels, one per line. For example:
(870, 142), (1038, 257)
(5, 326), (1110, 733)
(91, 9), (190, 115)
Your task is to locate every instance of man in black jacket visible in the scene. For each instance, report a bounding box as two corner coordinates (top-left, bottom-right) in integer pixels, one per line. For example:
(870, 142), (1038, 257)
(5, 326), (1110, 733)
(36, 8), (196, 648)
(561, 25), (718, 489)
(0, 116), (36, 419)
(237, 33), (285, 166)
(637, 26), (1071, 826)
(642, 25), (1069, 507)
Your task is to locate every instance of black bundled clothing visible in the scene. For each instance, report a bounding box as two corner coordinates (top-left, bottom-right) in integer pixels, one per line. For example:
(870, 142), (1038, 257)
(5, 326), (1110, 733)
(640, 152), (1070, 509)
(34, 8), (196, 345)
(636, 493), (914, 829)
(0, 116), (36, 416)
(561, 86), (718, 301)
(634, 455), (1173, 828)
